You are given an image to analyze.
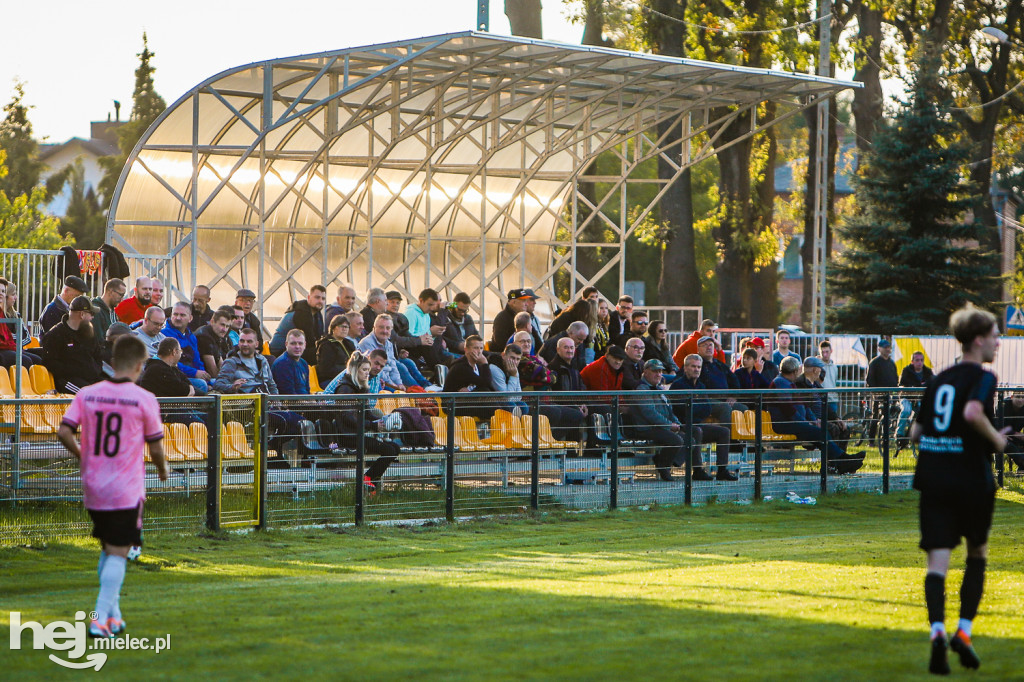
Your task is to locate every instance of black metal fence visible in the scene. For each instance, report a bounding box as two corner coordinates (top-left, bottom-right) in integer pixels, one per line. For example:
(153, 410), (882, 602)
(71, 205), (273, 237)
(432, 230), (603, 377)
(2, 386), (1020, 544)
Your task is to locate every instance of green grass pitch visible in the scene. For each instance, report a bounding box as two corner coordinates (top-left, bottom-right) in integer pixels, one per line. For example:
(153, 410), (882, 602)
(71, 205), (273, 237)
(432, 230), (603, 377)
(3, 489), (1024, 680)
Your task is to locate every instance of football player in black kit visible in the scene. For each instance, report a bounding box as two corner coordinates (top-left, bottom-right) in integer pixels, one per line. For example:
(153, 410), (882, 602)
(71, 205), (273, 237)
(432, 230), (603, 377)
(910, 304), (1010, 675)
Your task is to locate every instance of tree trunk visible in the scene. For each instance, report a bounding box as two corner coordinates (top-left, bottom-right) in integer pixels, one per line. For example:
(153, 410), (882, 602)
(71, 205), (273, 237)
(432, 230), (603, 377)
(714, 116), (755, 327)
(505, 0), (543, 38)
(851, 3), (883, 162)
(581, 0), (606, 46)
(750, 104), (778, 328)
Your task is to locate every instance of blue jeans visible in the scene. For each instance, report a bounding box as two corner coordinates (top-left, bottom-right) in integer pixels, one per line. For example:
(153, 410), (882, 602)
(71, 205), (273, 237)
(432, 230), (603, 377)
(397, 358), (429, 387)
(189, 378), (209, 396)
(897, 399), (914, 437)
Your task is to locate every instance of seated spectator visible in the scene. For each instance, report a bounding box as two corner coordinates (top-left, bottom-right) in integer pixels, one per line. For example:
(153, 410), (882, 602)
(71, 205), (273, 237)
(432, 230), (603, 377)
(40, 275), (89, 333)
(625, 310), (650, 342)
(607, 295), (633, 348)
(630, 359), (686, 482)
(181, 285), (213, 332)
(0, 277), (32, 350)
(513, 330), (554, 387)
(441, 292), (478, 355)
(114, 276), (154, 325)
(139, 338), (195, 398)
(488, 342), (527, 411)
(669, 354), (735, 481)
(163, 302), (212, 395)
(101, 322), (134, 374)
(505, 311), (536, 352)
(405, 288), (456, 364)
(672, 318), (727, 369)
(343, 310), (366, 342)
(272, 329), (311, 395)
(41, 296), (103, 393)
(492, 289), (542, 351)
(330, 351), (399, 490)
(150, 279), (165, 308)
(642, 320), (678, 381)
(442, 335), (498, 420)
(324, 284), (357, 324)
(0, 278), (40, 368)
(896, 350), (934, 449)
(581, 345), (626, 392)
(545, 336), (589, 441)
(580, 286), (600, 302)
(621, 337), (646, 390)
(795, 356), (850, 445)
(90, 278), (127, 345)
(733, 347), (769, 408)
(270, 285), (326, 364)
(356, 314), (409, 391)
(772, 328), (801, 365)
(539, 321), (589, 372)
(132, 306), (167, 358)
(696, 335), (746, 424)
(768, 356), (863, 472)
(360, 288), (387, 336)
(317, 314), (356, 384)
(1002, 394), (1024, 470)
(234, 289), (264, 348)
(195, 309), (233, 377)
(225, 305), (246, 347)
(750, 336), (778, 383)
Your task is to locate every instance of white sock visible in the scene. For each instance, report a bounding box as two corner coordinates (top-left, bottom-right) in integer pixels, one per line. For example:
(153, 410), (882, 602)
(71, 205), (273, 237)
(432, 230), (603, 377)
(930, 622), (946, 640)
(94, 556), (126, 624)
(958, 618), (972, 638)
(97, 550), (107, 580)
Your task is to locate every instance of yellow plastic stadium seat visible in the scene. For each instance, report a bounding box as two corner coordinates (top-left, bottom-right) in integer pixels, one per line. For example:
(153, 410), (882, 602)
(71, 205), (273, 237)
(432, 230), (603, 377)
(731, 410), (753, 441)
(42, 402), (65, 430)
(161, 424), (186, 462)
(226, 421), (255, 458)
(429, 416), (450, 450)
(524, 414), (576, 449)
(9, 366), (40, 396)
(760, 411), (797, 442)
(167, 422), (198, 461)
(482, 410), (516, 448)
(0, 367), (15, 396)
(457, 416), (503, 451)
(25, 336), (40, 349)
(308, 366), (323, 393)
(189, 422), (209, 460)
(29, 364), (56, 394)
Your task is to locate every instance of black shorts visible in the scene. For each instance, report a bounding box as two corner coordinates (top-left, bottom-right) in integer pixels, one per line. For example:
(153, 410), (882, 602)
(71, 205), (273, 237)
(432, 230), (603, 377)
(918, 488), (994, 551)
(88, 502), (144, 548)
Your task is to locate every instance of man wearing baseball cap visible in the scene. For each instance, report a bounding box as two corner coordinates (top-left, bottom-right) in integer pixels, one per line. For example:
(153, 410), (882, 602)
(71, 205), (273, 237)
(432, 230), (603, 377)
(41, 296), (104, 393)
(866, 338), (899, 445)
(629, 359), (690, 482)
(39, 275), (89, 334)
(672, 318), (726, 369)
(490, 288), (541, 352)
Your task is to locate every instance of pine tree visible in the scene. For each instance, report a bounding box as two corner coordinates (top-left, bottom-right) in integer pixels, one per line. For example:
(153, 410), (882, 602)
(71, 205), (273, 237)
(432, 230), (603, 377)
(98, 33), (167, 209)
(829, 57), (999, 334)
(0, 81), (45, 200)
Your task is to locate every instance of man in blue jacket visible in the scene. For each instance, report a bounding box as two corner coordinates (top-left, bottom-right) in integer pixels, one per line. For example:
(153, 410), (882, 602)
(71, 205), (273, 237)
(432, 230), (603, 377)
(272, 329), (310, 395)
(162, 301), (211, 395)
(696, 335), (747, 426)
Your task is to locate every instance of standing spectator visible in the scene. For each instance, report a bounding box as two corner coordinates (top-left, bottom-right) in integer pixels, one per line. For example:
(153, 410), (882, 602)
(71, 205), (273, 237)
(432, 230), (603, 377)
(591, 299), (610, 359)
(621, 336), (646, 390)
(324, 285), (357, 324)
(114, 276), (154, 325)
(696, 335), (746, 425)
(132, 307), (167, 359)
(360, 287), (387, 336)
(234, 289), (264, 348)
(330, 351), (399, 491)
(897, 350), (934, 449)
(150, 280), (165, 308)
(546, 299), (591, 340)
(441, 292), (478, 355)
(772, 329), (801, 365)
(607, 295), (633, 348)
(817, 340), (839, 414)
(195, 309), (233, 377)
(40, 275), (89, 333)
(580, 286), (600, 302)
(184, 285), (214, 332)
(270, 285), (327, 363)
(41, 296), (103, 392)
(643, 320), (679, 381)
(442, 335), (497, 420)
(867, 338), (899, 443)
(669, 354), (736, 481)
(272, 329), (311, 395)
(356, 314), (407, 391)
(630, 359), (685, 482)
(316, 314), (355, 384)
(90, 278), (127, 344)
(139, 338), (195, 398)
(491, 289), (541, 351)
(0, 279), (40, 368)
(162, 302), (212, 395)
(672, 318), (727, 368)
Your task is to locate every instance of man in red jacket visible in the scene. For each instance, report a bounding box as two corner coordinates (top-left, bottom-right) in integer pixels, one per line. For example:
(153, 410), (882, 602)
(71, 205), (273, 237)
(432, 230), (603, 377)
(581, 345), (626, 392)
(673, 318), (726, 368)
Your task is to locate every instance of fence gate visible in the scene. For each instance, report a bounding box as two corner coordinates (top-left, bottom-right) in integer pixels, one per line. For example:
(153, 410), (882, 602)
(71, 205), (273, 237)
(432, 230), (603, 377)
(208, 394), (265, 530)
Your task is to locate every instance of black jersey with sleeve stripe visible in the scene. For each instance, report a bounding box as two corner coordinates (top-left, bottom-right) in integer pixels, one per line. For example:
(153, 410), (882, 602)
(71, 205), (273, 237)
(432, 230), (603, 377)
(915, 363), (996, 460)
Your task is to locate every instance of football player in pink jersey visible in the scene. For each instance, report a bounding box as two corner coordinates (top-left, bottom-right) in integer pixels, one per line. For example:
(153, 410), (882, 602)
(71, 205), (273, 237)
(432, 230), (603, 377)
(57, 335), (168, 638)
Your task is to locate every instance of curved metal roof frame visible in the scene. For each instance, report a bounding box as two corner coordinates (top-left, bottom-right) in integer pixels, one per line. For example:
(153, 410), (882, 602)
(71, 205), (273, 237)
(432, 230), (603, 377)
(107, 31), (857, 325)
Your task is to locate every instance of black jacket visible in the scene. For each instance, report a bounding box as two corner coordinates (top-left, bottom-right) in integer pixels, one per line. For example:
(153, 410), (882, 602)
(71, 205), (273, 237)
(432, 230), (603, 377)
(442, 311), (478, 354)
(539, 332), (586, 373)
(271, 300), (323, 364)
(41, 318), (103, 391)
(139, 358), (193, 397)
(360, 305), (379, 338)
(549, 356), (585, 393)
(243, 312), (264, 347)
(898, 365), (934, 389)
(866, 355), (899, 388)
(316, 336), (355, 384)
(443, 356), (494, 393)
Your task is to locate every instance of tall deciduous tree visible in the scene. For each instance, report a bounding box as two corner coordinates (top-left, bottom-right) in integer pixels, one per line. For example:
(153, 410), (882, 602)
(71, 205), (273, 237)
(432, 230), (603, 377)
(98, 33), (167, 210)
(505, 0), (543, 38)
(829, 59), (999, 333)
(0, 150), (69, 250)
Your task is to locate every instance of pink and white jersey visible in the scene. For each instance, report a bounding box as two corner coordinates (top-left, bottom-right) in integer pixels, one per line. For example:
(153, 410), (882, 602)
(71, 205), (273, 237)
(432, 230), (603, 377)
(62, 378), (164, 511)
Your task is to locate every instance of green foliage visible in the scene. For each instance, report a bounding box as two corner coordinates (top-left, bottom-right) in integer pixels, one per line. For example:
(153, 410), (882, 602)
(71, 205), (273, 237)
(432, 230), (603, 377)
(0, 82), (47, 201)
(829, 60), (999, 334)
(98, 33), (167, 210)
(60, 159), (106, 249)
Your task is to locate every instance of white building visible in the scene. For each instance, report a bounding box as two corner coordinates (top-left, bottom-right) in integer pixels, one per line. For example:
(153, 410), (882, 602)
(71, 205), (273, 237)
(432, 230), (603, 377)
(37, 119), (122, 216)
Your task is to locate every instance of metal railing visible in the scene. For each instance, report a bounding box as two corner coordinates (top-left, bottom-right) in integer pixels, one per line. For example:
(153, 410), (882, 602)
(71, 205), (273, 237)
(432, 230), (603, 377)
(1, 385), (1019, 544)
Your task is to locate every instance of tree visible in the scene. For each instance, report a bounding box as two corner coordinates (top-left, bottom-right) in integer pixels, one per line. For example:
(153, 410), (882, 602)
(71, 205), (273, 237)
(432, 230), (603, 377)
(98, 33), (167, 210)
(0, 81), (67, 201)
(61, 159), (106, 248)
(0, 150), (69, 250)
(829, 59), (999, 333)
(505, 0), (543, 38)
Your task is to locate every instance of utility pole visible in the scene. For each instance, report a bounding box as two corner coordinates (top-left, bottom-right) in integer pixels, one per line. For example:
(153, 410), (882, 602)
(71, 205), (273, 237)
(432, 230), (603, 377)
(477, 0), (489, 30)
(811, 0), (830, 335)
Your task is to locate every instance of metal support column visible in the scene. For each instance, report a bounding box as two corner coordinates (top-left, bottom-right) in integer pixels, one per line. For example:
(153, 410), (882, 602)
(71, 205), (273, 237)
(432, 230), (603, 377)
(811, 0), (831, 335)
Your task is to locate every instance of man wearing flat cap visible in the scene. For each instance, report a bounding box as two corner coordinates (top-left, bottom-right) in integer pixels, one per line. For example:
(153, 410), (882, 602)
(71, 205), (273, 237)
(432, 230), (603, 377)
(491, 288), (542, 352)
(39, 275), (89, 334)
(41, 296), (104, 393)
(234, 288), (264, 348)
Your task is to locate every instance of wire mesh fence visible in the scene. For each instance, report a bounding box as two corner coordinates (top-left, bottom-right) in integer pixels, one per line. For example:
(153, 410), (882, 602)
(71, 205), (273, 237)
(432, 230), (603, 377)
(2, 385), (1020, 545)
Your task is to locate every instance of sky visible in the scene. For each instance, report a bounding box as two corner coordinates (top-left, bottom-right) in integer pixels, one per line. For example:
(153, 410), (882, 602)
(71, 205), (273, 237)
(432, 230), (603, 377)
(0, 1), (586, 143)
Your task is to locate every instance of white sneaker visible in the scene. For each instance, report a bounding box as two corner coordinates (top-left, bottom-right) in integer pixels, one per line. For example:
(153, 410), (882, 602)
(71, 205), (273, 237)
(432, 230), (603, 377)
(425, 384), (443, 392)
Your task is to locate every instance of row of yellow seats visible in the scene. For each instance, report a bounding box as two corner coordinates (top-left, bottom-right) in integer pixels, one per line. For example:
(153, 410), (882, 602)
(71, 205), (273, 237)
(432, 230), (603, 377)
(730, 410), (798, 442)
(428, 410), (577, 452)
(146, 421), (257, 463)
(0, 365), (66, 398)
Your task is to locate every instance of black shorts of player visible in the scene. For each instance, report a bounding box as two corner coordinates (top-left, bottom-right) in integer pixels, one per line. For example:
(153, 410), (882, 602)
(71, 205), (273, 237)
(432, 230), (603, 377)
(88, 502), (144, 547)
(915, 452), (995, 551)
